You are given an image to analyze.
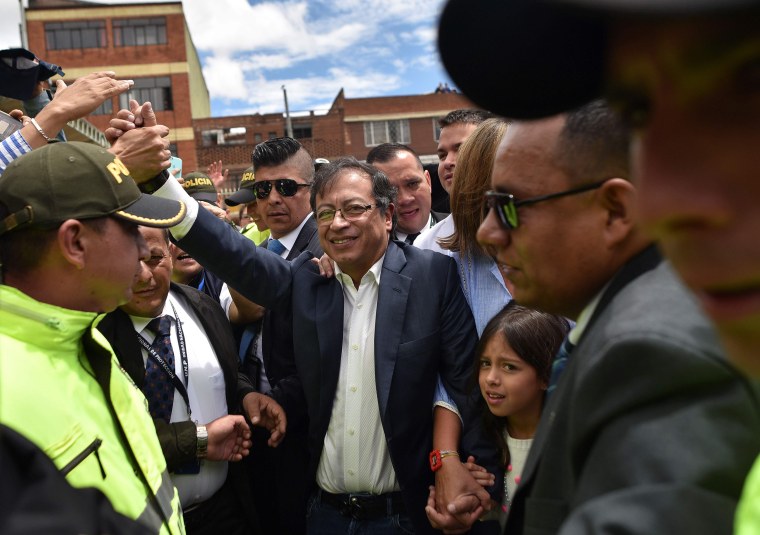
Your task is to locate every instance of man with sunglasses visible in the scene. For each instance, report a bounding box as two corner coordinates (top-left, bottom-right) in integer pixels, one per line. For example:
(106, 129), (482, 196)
(432, 100), (760, 534)
(224, 137), (323, 534)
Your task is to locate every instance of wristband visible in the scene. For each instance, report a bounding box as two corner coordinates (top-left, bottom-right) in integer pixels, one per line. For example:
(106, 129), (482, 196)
(429, 449), (459, 472)
(196, 425), (208, 459)
(139, 169), (170, 194)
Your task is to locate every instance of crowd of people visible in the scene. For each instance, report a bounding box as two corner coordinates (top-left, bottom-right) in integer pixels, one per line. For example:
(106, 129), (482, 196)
(1, 0), (760, 534)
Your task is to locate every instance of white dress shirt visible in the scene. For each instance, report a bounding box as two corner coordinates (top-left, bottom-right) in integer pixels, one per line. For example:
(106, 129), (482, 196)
(316, 255), (401, 494)
(130, 291), (228, 508)
(414, 214), (454, 253)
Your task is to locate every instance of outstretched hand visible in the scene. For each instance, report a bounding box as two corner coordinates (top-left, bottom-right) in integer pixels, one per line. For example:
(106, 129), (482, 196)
(242, 392), (287, 447)
(206, 414), (252, 462)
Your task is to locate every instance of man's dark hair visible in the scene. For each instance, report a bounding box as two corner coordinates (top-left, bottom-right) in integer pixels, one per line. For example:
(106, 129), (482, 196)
(310, 157), (397, 231)
(366, 143), (424, 171)
(556, 99), (631, 183)
(438, 109), (494, 129)
(252, 136), (314, 182)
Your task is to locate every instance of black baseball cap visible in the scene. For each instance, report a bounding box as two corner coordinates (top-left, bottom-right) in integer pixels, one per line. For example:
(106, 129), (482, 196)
(0, 142), (186, 235)
(0, 48), (65, 100)
(225, 167), (256, 206)
(181, 171), (218, 203)
(438, 0), (760, 119)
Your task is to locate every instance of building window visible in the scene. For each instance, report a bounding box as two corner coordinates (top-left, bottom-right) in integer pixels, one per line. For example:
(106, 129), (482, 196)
(254, 133), (262, 143)
(268, 131), (277, 139)
(119, 77), (173, 111)
(45, 20), (106, 50)
(113, 17), (167, 46)
(201, 127), (247, 146)
(91, 99), (113, 116)
(292, 124), (312, 139)
(363, 120), (410, 146)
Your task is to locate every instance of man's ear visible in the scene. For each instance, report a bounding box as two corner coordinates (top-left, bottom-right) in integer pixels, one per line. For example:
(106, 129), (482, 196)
(385, 203), (395, 232)
(598, 178), (638, 248)
(424, 169), (432, 186)
(56, 219), (89, 270)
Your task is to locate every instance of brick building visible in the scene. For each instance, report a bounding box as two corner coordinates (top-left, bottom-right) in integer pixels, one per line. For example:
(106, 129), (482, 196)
(195, 89), (475, 192)
(24, 0), (210, 171)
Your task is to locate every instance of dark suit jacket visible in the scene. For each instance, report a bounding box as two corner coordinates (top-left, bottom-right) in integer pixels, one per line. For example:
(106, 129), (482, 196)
(260, 214), (323, 392)
(506, 246), (760, 535)
(176, 207), (499, 534)
(97, 283), (258, 527)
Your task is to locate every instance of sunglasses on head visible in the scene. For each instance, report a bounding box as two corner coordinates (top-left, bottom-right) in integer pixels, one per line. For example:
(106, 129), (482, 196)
(252, 178), (310, 199)
(483, 179), (610, 229)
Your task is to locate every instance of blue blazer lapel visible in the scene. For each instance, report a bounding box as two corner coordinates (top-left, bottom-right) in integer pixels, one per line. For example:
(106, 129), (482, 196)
(375, 243), (410, 419)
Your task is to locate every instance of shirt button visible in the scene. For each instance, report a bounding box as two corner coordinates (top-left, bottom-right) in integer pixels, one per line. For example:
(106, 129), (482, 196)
(357, 303), (363, 309)
(350, 386), (357, 392)
(351, 344), (358, 350)
(348, 429), (355, 436)
(348, 470), (355, 476)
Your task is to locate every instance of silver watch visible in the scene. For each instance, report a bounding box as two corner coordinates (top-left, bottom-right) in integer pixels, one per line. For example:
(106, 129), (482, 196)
(196, 425), (208, 459)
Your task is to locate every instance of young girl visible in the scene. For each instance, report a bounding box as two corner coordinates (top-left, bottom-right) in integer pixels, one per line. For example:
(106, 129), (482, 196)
(474, 302), (569, 527)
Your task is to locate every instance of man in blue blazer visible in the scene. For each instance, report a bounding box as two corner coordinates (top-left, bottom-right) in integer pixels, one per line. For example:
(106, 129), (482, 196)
(145, 157), (499, 534)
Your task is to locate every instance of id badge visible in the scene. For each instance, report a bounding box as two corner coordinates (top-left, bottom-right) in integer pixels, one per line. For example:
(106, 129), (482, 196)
(174, 459), (201, 475)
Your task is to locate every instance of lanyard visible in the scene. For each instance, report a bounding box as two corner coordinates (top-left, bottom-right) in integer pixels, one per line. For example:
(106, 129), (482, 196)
(136, 303), (191, 419)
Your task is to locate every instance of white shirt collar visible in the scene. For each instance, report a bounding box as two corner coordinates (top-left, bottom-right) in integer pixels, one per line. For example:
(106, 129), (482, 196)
(274, 212), (313, 255)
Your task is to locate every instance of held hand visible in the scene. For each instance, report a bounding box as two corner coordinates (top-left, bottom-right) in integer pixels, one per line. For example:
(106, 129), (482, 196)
(105, 105), (138, 144)
(242, 392), (287, 447)
(205, 414), (252, 462)
(425, 486), (481, 535)
(463, 455), (496, 488)
(108, 125), (171, 182)
(434, 456), (492, 530)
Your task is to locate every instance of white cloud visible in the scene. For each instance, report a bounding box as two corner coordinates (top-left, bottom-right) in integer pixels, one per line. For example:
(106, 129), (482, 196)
(0, 0), (453, 117)
(215, 66), (401, 114)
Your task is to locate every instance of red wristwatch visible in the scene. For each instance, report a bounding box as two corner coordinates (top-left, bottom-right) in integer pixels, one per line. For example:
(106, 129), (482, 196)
(429, 449), (459, 471)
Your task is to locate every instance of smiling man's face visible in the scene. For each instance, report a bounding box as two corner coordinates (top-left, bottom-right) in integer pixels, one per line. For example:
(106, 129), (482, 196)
(121, 227), (172, 318)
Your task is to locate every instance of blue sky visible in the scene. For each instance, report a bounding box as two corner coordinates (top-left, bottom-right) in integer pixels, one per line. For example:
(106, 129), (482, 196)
(0, 0), (456, 116)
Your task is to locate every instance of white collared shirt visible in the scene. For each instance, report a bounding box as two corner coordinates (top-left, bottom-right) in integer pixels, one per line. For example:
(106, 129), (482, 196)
(316, 254), (401, 494)
(129, 291), (228, 508)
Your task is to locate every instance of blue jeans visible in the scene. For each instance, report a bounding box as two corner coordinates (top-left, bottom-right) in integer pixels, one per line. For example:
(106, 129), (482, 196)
(306, 492), (415, 535)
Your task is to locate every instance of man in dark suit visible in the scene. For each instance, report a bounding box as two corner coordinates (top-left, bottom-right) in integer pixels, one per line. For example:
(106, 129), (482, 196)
(366, 143), (445, 244)
(145, 157), (499, 534)
(453, 100), (760, 534)
(98, 226), (284, 535)
(225, 138), (324, 534)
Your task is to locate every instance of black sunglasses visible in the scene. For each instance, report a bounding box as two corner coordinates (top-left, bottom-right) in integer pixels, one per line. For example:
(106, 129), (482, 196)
(484, 179), (609, 229)
(252, 179), (310, 199)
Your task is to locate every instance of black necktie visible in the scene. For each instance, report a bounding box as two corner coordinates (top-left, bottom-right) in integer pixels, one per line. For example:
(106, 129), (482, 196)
(143, 315), (175, 423)
(405, 232), (420, 245)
